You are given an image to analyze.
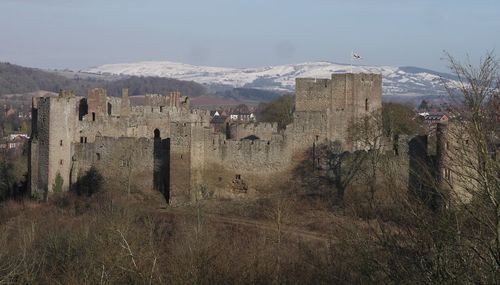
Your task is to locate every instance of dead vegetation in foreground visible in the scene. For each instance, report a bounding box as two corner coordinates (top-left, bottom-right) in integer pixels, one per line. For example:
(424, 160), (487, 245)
(1, 178), (496, 285)
(0, 178), (417, 285)
(0, 187), (375, 284)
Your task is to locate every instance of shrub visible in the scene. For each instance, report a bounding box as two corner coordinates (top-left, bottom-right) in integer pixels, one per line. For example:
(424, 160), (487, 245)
(52, 172), (63, 193)
(76, 167), (103, 196)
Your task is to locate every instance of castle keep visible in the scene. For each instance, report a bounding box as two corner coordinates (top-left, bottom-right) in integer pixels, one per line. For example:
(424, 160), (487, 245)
(29, 73), (382, 203)
(293, 73), (382, 149)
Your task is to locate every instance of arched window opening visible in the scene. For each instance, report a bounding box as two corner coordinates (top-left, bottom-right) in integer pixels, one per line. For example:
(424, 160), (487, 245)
(154, 128), (160, 139)
(107, 102), (112, 116)
(365, 98), (369, 112)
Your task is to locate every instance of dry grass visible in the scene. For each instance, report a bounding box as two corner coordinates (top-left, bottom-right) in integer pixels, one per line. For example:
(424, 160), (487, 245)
(0, 188), (380, 284)
(1, 173), (494, 284)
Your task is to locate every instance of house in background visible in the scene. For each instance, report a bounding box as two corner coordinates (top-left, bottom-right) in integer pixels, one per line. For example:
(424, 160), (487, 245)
(423, 113), (448, 126)
(0, 134), (28, 154)
(210, 111), (229, 133)
(229, 111), (255, 122)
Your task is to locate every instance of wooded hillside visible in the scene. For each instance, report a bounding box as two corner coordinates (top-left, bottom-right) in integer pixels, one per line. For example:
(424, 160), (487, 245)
(0, 62), (207, 97)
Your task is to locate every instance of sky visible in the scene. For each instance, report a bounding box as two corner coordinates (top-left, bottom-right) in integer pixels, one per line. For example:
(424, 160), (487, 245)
(0, 0), (499, 72)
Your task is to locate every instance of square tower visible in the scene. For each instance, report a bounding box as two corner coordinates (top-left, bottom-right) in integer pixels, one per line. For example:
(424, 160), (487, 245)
(294, 73), (382, 150)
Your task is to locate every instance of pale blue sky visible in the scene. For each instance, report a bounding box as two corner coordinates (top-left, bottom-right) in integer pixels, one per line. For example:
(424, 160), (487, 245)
(0, 0), (498, 72)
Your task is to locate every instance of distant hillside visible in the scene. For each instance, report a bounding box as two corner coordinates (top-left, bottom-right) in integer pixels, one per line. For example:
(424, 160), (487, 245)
(0, 62), (76, 94)
(84, 60), (458, 97)
(0, 62), (207, 98)
(104, 76), (206, 97)
(215, 88), (284, 103)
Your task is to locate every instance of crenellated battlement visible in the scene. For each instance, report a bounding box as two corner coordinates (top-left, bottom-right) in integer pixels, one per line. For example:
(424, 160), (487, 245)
(144, 91), (189, 110)
(228, 122), (278, 141)
(59, 90), (75, 98)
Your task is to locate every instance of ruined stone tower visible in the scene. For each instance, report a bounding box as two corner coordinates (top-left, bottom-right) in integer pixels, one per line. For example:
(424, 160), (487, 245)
(29, 88), (204, 203)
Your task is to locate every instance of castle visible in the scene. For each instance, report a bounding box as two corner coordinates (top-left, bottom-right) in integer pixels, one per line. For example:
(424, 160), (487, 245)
(28, 73), (382, 203)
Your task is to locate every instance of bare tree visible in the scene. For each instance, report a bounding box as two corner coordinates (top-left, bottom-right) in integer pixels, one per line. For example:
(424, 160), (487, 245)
(348, 110), (386, 202)
(339, 53), (500, 284)
(440, 51), (500, 278)
(270, 194), (291, 284)
(311, 141), (366, 205)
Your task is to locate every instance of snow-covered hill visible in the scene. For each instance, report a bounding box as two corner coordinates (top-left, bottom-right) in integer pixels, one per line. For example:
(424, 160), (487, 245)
(83, 61), (455, 97)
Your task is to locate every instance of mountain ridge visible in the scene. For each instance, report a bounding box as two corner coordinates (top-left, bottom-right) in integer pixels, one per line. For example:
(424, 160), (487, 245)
(83, 60), (455, 97)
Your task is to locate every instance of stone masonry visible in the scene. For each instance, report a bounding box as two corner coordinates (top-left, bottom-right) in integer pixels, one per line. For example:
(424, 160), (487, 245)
(29, 73), (382, 204)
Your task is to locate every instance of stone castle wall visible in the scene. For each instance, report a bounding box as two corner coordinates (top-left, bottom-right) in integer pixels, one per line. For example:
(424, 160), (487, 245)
(196, 129), (292, 197)
(285, 111), (329, 152)
(228, 122), (278, 141)
(31, 97), (50, 198)
(29, 73), (383, 204)
(205, 133), (289, 173)
(71, 136), (155, 194)
(407, 122), (477, 208)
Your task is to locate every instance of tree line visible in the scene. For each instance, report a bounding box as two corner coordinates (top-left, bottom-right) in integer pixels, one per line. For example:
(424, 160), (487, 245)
(0, 62), (207, 97)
